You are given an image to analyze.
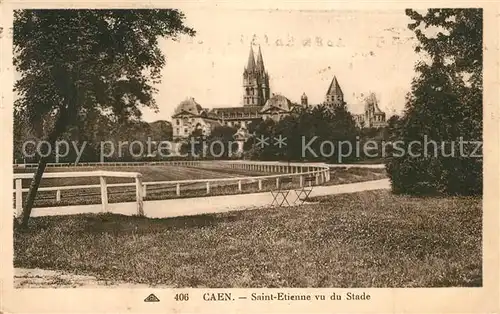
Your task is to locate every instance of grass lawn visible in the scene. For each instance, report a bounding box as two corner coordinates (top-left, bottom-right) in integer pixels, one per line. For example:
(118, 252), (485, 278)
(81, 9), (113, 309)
(324, 167), (386, 186)
(14, 190), (481, 288)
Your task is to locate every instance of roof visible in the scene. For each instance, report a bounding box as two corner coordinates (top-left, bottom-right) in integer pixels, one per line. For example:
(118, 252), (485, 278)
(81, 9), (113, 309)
(246, 45), (256, 71)
(256, 45), (265, 72)
(326, 76), (343, 97)
(202, 119), (222, 127)
(260, 94), (294, 113)
(172, 97), (206, 116)
(209, 106), (262, 115)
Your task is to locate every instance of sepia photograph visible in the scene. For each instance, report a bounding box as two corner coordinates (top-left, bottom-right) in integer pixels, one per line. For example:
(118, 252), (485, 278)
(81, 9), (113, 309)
(2, 2), (498, 312)
(10, 6), (484, 289)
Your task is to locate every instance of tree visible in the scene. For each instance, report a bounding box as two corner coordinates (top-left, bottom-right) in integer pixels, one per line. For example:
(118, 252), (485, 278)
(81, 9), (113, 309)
(14, 9), (195, 227)
(181, 128), (204, 158)
(246, 104), (358, 163)
(206, 125), (238, 159)
(385, 9), (482, 195)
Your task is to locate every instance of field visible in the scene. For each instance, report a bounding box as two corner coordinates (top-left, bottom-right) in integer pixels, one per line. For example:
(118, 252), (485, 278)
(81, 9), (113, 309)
(14, 190), (481, 288)
(14, 165), (386, 207)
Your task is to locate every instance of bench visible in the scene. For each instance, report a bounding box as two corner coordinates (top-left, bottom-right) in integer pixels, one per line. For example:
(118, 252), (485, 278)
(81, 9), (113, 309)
(270, 177), (294, 207)
(293, 176), (316, 205)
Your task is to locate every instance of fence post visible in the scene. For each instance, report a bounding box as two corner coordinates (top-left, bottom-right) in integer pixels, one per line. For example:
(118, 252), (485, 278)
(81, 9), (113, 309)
(15, 179), (22, 217)
(276, 177), (280, 189)
(56, 190), (61, 202)
(176, 183), (181, 196)
(206, 181), (210, 194)
(135, 175), (144, 216)
(299, 175), (303, 187)
(238, 180), (242, 191)
(143, 184), (147, 197)
(258, 179), (262, 190)
(99, 176), (108, 212)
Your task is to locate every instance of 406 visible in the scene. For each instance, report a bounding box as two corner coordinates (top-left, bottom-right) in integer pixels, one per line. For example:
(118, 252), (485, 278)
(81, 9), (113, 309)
(174, 293), (189, 301)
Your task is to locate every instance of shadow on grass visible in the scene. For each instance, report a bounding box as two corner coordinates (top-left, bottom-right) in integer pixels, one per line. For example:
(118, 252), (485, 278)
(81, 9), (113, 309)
(15, 211), (245, 235)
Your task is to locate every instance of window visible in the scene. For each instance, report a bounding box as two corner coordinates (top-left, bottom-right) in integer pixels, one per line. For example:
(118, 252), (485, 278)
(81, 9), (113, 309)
(176, 119), (180, 125)
(184, 128), (188, 134)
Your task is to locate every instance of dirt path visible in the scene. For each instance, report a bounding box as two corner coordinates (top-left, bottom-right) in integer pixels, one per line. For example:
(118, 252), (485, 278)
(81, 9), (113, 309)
(14, 268), (172, 288)
(28, 179), (390, 218)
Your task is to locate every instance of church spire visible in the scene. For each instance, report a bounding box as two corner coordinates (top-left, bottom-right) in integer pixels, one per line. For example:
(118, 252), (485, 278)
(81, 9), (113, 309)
(246, 45), (256, 71)
(243, 46), (270, 106)
(326, 76), (343, 97)
(256, 45), (265, 72)
(324, 75), (344, 108)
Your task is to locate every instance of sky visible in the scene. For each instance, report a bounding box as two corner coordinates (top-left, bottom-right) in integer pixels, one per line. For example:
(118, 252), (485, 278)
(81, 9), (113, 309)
(141, 8), (421, 122)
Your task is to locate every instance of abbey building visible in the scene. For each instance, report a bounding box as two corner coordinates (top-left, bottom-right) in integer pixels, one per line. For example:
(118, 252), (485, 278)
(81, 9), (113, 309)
(171, 46), (386, 141)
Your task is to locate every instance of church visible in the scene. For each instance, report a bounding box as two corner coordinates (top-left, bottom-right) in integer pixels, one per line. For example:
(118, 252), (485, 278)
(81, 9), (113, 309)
(171, 46), (386, 141)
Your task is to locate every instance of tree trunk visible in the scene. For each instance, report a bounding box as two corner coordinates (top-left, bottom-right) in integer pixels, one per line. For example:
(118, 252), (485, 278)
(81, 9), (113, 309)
(16, 67), (79, 228)
(17, 111), (73, 228)
(18, 156), (49, 228)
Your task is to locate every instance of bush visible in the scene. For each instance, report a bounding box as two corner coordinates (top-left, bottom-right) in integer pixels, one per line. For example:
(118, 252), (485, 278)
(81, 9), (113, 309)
(385, 9), (483, 196)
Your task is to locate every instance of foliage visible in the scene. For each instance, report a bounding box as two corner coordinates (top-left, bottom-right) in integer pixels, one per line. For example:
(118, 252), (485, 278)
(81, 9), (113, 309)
(14, 9), (194, 135)
(246, 105), (358, 163)
(207, 125), (239, 158)
(14, 9), (195, 227)
(180, 128), (205, 157)
(14, 119), (174, 162)
(385, 9), (482, 195)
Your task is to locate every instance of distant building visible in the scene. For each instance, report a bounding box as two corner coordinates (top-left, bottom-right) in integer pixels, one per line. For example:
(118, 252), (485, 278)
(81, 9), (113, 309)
(353, 93), (387, 128)
(171, 98), (218, 141)
(262, 93), (306, 122)
(324, 76), (345, 108)
(172, 46), (302, 140)
(171, 46), (387, 141)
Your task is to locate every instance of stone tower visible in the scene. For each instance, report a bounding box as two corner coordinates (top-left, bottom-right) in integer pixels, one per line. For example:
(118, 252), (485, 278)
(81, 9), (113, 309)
(363, 92), (386, 128)
(243, 45), (270, 106)
(301, 92), (308, 106)
(324, 75), (345, 108)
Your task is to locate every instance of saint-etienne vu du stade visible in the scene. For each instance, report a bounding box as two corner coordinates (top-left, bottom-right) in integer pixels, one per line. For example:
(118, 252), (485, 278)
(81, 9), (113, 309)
(202, 292), (371, 301)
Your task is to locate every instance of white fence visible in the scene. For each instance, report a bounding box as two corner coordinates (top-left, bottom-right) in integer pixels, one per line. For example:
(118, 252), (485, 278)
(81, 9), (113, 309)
(13, 171), (144, 217)
(13, 161), (331, 216)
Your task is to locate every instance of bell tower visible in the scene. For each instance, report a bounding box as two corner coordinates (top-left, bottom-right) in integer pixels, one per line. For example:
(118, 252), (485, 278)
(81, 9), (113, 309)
(243, 45), (270, 106)
(324, 75), (345, 108)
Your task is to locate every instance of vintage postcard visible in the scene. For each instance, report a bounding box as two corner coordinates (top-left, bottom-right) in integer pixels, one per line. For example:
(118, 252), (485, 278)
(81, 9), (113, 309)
(1, 0), (499, 313)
